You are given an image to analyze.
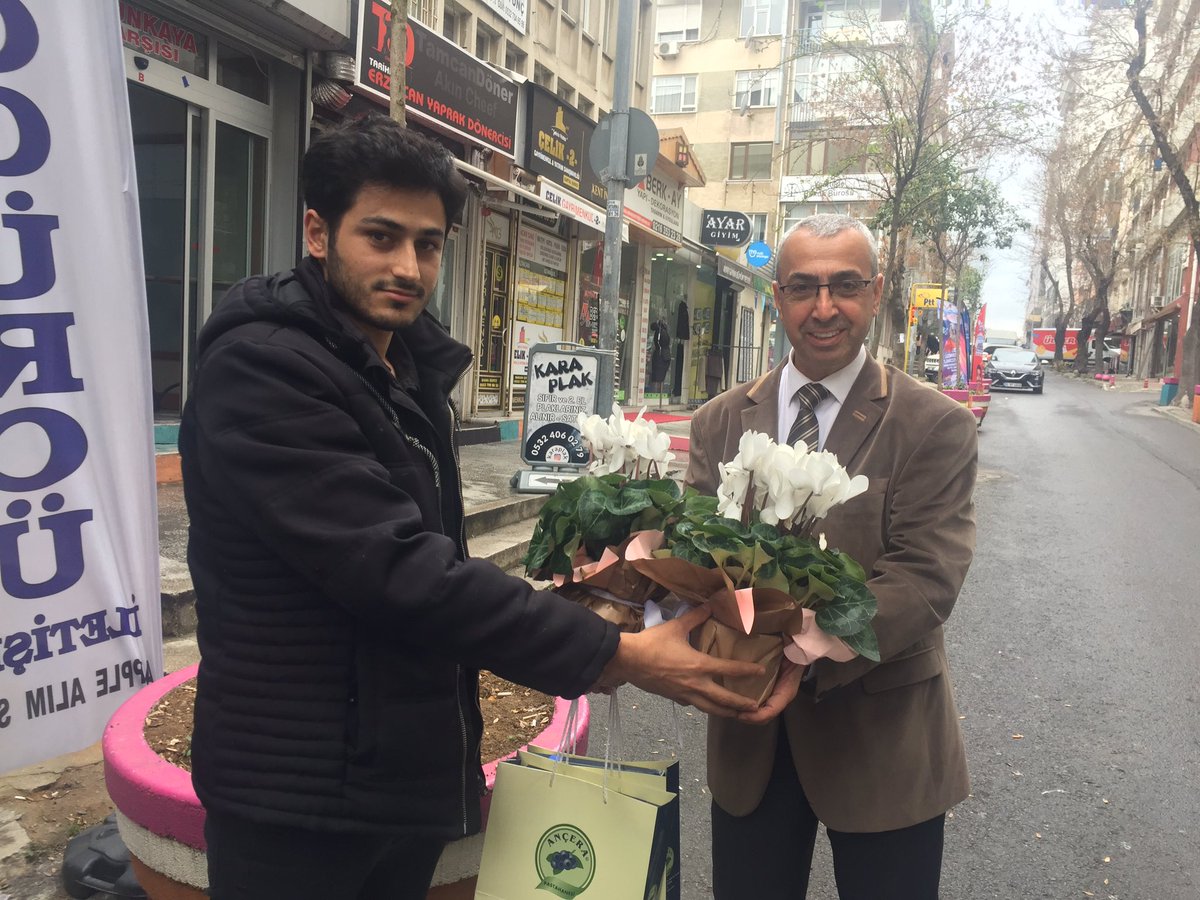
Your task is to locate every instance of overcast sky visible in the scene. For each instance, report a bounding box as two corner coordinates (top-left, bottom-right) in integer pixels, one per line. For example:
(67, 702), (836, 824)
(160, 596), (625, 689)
(974, 0), (1089, 334)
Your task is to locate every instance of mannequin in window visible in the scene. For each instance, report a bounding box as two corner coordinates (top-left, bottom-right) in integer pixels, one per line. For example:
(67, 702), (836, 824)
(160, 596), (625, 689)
(648, 317), (672, 395)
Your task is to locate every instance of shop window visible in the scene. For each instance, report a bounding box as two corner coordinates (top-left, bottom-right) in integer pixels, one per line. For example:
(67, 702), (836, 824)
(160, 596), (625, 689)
(216, 43), (270, 103)
(652, 74), (698, 113)
(729, 142), (773, 181)
(737, 306), (755, 382)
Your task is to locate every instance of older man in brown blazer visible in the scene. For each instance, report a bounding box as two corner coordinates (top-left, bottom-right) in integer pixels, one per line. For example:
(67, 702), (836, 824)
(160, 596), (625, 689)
(687, 214), (977, 899)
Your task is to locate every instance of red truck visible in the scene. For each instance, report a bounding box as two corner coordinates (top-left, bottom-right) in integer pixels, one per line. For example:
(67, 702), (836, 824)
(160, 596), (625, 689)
(1031, 328), (1122, 370)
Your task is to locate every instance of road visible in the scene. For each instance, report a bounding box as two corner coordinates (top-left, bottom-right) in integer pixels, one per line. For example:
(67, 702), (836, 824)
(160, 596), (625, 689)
(592, 372), (1200, 899)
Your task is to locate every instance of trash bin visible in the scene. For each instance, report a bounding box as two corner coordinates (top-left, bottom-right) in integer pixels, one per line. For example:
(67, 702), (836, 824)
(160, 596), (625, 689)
(1160, 376), (1179, 406)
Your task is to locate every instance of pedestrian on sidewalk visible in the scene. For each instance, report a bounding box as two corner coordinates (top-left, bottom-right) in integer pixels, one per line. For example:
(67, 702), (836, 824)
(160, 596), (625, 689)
(179, 116), (789, 900)
(686, 214), (977, 900)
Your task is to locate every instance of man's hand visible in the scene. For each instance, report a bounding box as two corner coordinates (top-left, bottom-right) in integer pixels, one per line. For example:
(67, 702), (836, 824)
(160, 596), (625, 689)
(594, 605), (764, 718)
(737, 659), (802, 725)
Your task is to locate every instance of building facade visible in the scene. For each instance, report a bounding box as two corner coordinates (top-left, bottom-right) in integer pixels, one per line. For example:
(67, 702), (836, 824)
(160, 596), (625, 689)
(123, 0), (733, 428)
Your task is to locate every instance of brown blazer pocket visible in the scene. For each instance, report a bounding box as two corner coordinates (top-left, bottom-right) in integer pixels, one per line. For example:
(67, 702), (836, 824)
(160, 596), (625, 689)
(860, 647), (943, 693)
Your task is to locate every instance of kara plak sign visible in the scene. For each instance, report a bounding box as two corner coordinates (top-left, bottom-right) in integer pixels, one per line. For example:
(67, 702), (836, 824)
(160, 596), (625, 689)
(356, 2), (518, 156)
(525, 87), (603, 200)
(521, 350), (598, 466)
(1, 0), (162, 773)
(701, 210), (752, 247)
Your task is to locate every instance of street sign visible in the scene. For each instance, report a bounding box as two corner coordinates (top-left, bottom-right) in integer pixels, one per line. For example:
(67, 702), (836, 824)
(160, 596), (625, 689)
(588, 109), (660, 183)
(745, 241), (772, 267)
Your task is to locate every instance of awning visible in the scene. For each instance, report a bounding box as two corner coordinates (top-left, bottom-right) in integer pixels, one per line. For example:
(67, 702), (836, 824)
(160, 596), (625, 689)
(1141, 299), (1181, 327)
(453, 159), (563, 219)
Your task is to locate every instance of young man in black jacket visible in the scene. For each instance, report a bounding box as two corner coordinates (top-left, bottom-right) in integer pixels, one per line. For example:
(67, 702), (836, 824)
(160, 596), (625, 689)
(180, 116), (789, 899)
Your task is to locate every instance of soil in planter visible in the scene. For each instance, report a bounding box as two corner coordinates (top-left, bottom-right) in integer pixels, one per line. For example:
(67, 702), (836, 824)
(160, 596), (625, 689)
(143, 673), (556, 772)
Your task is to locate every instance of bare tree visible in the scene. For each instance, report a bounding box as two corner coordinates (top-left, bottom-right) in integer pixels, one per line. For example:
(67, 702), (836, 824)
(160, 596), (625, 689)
(784, 1), (1038, 352)
(388, 1), (408, 126)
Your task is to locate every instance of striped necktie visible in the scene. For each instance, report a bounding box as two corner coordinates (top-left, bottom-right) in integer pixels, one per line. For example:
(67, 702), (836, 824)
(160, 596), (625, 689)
(787, 382), (830, 450)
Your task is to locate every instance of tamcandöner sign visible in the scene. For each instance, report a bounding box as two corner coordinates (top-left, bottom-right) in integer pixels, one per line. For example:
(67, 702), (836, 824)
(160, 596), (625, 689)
(355, 2), (518, 157)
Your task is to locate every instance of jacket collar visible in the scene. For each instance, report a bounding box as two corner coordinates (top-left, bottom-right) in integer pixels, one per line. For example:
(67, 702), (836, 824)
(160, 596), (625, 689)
(737, 354), (887, 463)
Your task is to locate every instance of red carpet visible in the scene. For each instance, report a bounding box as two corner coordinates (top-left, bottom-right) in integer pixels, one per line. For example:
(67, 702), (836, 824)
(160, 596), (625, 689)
(624, 411), (691, 424)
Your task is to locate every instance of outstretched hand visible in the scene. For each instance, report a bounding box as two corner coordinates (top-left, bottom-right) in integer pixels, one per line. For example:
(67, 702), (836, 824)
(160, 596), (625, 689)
(593, 605), (765, 718)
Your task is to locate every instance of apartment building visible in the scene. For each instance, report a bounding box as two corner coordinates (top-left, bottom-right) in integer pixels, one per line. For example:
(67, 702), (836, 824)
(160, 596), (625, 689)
(650, 0), (921, 375)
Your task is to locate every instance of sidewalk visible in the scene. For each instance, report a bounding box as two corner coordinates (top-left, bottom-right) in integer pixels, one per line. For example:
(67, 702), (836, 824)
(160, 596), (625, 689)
(1084, 373), (1200, 432)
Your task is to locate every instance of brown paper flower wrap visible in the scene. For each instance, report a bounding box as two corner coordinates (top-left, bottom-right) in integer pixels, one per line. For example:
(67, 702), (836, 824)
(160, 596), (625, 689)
(545, 533), (670, 632)
(625, 532), (860, 705)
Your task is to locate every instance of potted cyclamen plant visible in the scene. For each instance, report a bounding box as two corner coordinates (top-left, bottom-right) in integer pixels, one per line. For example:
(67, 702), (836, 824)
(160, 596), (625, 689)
(525, 410), (881, 703)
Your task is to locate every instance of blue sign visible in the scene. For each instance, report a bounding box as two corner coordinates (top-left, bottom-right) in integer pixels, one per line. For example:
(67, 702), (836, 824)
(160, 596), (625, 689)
(745, 241), (772, 268)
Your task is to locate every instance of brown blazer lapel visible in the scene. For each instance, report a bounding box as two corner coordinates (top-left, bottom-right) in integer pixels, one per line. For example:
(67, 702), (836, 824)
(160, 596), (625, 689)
(739, 364), (785, 446)
(824, 355), (887, 465)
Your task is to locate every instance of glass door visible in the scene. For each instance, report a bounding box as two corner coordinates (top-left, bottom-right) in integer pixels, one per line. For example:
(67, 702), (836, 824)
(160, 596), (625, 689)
(210, 121), (267, 310)
(128, 82), (191, 416)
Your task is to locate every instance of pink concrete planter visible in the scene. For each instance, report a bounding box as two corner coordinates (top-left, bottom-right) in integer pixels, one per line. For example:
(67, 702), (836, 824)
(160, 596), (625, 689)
(104, 663), (589, 899)
(942, 388), (970, 403)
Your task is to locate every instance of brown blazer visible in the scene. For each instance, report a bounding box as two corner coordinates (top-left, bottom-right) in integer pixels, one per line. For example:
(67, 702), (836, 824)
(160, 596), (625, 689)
(686, 355), (976, 833)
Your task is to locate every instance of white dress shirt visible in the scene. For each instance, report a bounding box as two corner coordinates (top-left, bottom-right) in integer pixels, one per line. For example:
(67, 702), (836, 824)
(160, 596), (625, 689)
(776, 347), (868, 450)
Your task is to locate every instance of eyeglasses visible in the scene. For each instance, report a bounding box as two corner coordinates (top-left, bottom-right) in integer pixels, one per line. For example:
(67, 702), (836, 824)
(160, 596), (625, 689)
(777, 279), (874, 302)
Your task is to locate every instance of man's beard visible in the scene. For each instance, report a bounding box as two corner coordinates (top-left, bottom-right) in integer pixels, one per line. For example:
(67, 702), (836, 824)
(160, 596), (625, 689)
(325, 243), (426, 332)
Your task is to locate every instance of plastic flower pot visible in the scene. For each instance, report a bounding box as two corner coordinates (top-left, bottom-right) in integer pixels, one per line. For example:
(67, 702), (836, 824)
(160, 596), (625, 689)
(103, 664), (588, 899)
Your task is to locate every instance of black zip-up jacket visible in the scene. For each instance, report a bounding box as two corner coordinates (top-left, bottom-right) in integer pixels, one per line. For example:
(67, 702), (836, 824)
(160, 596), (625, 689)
(180, 258), (619, 837)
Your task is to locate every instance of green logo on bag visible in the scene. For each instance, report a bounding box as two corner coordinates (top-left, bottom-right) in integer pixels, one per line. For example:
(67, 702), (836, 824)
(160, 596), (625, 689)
(534, 824), (596, 898)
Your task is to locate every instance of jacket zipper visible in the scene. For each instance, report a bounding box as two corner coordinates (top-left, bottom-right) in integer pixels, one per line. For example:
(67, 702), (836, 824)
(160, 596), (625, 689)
(335, 341), (477, 834)
(446, 359), (479, 834)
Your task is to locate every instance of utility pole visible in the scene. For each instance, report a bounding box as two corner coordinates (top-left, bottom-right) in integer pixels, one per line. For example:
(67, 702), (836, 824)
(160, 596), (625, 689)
(595, 0), (638, 416)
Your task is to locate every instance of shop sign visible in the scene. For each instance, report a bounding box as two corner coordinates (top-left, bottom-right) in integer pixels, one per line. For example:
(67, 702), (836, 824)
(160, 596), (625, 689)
(512, 225), (568, 388)
(521, 346), (602, 467)
(701, 209), (752, 247)
(539, 182), (604, 231)
(717, 257), (754, 290)
(480, 0), (528, 34)
(524, 86), (602, 200)
(744, 242), (772, 268)
(355, 2), (518, 157)
(119, 1), (208, 77)
(778, 174), (886, 204)
(624, 166), (685, 244)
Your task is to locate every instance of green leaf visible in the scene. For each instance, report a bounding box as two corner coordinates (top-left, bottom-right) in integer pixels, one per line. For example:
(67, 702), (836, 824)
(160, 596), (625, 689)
(814, 581), (877, 637)
(839, 626), (880, 662)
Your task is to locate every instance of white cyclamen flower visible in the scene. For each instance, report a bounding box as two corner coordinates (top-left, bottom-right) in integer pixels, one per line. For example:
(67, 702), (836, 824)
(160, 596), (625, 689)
(717, 459), (751, 520)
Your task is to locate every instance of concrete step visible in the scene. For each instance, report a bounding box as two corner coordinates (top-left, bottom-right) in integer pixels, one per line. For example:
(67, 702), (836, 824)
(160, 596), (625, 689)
(158, 495), (547, 638)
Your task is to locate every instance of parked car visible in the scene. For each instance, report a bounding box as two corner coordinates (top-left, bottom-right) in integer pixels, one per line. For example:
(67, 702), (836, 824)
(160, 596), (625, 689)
(985, 347), (1044, 394)
(924, 352), (939, 381)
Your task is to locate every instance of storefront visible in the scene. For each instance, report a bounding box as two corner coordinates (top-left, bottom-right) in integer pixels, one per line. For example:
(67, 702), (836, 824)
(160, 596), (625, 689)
(119, 0), (324, 416)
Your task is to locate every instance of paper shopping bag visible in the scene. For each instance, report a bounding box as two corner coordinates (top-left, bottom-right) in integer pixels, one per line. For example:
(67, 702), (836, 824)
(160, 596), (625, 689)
(516, 749), (680, 900)
(519, 745), (680, 794)
(475, 760), (678, 900)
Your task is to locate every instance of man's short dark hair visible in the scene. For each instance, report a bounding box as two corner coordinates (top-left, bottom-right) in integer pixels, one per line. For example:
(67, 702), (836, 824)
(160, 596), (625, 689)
(301, 115), (469, 234)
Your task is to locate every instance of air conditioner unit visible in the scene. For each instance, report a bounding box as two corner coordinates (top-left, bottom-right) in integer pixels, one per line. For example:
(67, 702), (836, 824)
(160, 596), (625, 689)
(1148, 295), (1165, 309)
(657, 40), (680, 59)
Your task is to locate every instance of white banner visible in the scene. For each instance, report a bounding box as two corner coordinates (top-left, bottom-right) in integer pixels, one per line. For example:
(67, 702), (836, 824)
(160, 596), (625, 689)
(0, 0), (161, 773)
